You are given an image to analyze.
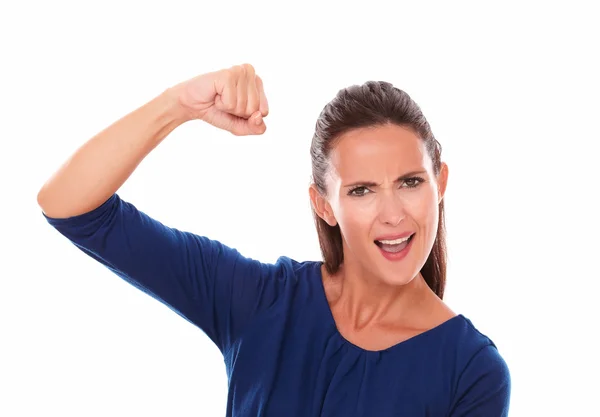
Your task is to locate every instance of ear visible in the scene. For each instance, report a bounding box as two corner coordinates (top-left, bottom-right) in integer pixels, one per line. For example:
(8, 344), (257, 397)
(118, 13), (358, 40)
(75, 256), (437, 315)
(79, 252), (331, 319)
(309, 184), (338, 227)
(436, 162), (449, 204)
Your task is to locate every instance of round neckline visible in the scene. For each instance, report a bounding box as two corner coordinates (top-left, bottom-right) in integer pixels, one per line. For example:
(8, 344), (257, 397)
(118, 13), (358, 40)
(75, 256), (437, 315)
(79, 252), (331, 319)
(312, 261), (464, 355)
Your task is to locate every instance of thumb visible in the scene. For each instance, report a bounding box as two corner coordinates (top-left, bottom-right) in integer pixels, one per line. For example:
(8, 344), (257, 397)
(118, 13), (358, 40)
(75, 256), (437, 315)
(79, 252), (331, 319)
(230, 111), (267, 136)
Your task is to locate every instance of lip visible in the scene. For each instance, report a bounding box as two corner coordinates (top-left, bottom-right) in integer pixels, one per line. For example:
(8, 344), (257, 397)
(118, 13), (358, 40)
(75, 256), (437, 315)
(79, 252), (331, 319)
(376, 233), (415, 261)
(374, 231), (415, 241)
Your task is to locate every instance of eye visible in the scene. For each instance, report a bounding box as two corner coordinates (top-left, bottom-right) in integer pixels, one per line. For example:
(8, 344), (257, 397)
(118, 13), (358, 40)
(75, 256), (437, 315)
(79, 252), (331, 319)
(402, 177), (425, 189)
(348, 186), (371, 197)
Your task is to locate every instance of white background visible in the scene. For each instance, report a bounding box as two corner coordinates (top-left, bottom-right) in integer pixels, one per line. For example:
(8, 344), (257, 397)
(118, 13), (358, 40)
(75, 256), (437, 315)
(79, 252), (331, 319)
(1, 1), (598, 416)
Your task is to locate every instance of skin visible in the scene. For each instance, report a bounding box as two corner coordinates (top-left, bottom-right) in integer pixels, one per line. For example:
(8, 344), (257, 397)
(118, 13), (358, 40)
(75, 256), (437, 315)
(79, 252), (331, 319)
(309, 124), (455, 351)
(37, 61), (452, 352)
(37, 64), (267, 218)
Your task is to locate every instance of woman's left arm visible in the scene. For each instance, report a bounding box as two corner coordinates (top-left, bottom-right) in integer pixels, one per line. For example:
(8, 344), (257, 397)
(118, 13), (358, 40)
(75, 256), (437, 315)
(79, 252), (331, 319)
(449, 345), (511, 417)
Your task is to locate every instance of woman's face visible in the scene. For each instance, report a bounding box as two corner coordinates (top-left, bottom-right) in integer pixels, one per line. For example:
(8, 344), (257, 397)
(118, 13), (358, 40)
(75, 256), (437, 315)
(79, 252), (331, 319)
(311, 123), (448, 287)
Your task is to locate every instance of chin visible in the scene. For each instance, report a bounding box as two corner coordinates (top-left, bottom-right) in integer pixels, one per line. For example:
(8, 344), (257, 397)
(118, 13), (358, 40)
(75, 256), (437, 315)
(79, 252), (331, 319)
(368, 240), (422, 287)
(379, 270), (418, 287)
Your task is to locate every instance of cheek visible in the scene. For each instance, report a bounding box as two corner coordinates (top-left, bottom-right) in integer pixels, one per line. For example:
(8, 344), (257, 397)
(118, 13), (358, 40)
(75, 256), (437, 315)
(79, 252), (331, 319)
(412, 192), (440, 245)
(334, 199), (376, 241)
(413, 194), (438, 224)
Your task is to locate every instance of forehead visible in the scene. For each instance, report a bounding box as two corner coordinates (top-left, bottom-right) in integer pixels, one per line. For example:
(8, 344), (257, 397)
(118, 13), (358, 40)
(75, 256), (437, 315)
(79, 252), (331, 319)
(329, 124), (428, 177)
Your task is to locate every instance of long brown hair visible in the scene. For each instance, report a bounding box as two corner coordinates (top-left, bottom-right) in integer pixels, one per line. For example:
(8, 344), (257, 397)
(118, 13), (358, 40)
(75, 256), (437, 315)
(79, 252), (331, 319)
(309, 81), (447, 299)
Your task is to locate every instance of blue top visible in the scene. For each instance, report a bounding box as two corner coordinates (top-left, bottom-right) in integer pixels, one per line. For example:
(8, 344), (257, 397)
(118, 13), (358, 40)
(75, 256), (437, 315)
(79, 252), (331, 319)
(43, 193), (511, 416)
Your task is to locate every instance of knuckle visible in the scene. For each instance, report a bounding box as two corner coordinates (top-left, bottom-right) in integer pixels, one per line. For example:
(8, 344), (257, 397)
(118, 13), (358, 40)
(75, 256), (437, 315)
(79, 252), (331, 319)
(226, 66), (242, 83)
(232, 65), (246, 78)
(241, 63), (255, 76)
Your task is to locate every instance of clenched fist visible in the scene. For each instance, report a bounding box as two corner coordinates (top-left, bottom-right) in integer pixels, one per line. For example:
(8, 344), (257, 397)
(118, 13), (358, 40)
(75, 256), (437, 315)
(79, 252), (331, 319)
(172, 64), (269, 136)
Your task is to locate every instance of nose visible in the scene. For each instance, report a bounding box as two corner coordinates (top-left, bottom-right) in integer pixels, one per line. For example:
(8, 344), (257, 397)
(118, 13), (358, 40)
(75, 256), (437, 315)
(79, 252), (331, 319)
(378, 191), (405, 227)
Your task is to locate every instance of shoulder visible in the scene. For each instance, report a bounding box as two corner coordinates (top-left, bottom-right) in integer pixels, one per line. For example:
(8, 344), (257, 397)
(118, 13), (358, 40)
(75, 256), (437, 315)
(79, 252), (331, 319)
(447, 315), (509, 377)
(446, 315), (511, 415)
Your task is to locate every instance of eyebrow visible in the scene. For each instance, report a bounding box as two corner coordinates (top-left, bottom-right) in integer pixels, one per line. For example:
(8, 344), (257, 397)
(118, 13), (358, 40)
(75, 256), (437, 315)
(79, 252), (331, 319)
(343, 170), (428, 188)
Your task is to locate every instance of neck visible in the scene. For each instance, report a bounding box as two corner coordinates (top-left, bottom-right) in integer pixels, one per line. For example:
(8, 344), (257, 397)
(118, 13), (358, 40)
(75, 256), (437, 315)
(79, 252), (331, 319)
(325, 259), (429, 331)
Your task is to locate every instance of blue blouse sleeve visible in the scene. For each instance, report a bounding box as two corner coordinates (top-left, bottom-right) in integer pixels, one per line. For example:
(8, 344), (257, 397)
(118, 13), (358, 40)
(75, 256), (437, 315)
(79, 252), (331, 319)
(449, 345), (511, 416)
(42, 193), (285, 354)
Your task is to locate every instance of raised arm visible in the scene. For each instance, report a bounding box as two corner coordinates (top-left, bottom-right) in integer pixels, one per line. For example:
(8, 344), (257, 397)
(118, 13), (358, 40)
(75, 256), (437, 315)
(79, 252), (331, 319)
(37, 64), (268, 218)
(37, 65), (279, 354)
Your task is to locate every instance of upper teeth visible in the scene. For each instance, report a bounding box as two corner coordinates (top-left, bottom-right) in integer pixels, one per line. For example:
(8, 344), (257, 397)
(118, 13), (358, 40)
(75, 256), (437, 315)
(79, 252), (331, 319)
(379, 235), (411, 245)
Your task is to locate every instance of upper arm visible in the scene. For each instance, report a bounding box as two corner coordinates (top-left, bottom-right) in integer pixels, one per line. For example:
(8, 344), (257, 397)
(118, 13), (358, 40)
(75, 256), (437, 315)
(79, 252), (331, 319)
(43, 193), (284, 353)
(449, 345), (511, 417)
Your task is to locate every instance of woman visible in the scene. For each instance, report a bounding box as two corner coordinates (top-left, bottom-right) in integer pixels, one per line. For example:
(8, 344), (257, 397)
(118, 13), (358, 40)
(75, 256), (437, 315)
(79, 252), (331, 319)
(38, 64), (510, 416)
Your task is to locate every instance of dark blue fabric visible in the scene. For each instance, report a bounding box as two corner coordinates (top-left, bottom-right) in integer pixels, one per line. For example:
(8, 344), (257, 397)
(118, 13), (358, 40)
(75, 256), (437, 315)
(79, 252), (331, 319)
(43, 193), (511, 416)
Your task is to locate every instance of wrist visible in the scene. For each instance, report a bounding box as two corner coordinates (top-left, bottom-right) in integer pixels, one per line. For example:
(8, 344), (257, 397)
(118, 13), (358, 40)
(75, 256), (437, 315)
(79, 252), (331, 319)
(161, 85), (196, 125)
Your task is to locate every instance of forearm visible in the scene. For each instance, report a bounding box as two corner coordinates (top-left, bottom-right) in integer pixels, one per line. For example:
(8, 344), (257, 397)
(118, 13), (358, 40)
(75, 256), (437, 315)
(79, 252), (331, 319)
(37, 87), (190, 218)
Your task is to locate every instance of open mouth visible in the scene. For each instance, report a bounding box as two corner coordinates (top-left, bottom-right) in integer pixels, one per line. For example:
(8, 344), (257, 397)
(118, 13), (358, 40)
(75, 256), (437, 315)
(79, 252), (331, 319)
(374, 233), (415, 253)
